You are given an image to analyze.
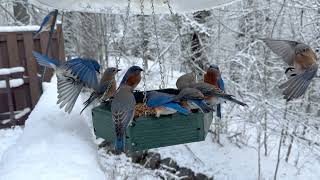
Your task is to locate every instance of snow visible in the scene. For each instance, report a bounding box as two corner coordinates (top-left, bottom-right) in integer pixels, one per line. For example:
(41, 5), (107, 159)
(15, 108), (31, 119)
(0, 77), (105, 180)
(0, 67), (24, 75)
(29, 0), (238, 14)
(0, 26), (40, 32)
(0, 78), (24, 88)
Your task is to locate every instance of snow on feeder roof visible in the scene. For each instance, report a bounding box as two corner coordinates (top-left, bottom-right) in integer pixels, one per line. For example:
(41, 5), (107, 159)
(29, 0), (238, 14)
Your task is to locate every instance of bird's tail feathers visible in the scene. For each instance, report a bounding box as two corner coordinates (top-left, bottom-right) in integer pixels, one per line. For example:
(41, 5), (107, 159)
(32, 51), (59, 69)
(191, 100), (212, 113)
(115, 137), (124, 153)
(280, 64), (318, 101)
(221, 94), (248, 107)
(80, 92), (98, 114)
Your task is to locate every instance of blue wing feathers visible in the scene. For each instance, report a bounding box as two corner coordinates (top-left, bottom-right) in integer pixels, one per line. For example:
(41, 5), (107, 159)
(32, 51), (59, 68)
(164, 102), (189, 115)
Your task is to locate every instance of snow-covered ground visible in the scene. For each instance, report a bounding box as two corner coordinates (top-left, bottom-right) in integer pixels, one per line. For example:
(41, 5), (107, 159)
(0, 59), (319, 180)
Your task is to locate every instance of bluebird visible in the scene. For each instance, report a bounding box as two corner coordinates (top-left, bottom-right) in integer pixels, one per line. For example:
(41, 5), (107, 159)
(33, 51), (100, 113)
(119, 66), (144, 89)
(111, 85), (135, 153)
(111, 66), (143, 152)
(176, 72), (196, 90)
(176, 88), (212, 113)
(33, 10), (58, 38)
(204, 64), (225, 118)
(80, 67), (121, 114)
(189, 82), (248, 107)
(146, 91), (190, 117)
(261, 38), (318, 101)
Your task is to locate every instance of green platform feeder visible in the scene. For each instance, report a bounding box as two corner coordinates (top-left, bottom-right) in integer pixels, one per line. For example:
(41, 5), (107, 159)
(92, 89), (214, 152)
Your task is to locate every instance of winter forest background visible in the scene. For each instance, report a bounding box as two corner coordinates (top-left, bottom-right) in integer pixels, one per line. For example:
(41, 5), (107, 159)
(0, 0), (320, 179)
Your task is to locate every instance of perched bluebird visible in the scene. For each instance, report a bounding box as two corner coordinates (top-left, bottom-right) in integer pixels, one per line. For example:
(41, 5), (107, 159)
(111, 66), (143, 152)
(176, 72), (196, 90)
(33, 51), (100, 113)
(119, 66), (143, 89)
(146, 91), (190, 117)
(176, 88), (213, 113)
(80, 67), (121, 114)
(111, 85), (136, 153)
(33, 10), (58, 38)
(262, 38), (318, 101)
(188, 82), (247, 107)
(204, 64), (225, 118)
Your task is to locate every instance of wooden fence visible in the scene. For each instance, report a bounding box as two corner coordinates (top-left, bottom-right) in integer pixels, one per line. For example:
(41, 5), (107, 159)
(0, 24), (65, 128)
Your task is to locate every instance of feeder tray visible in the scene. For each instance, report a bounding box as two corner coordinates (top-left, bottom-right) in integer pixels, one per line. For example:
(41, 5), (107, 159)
(92, 88), (213, 152)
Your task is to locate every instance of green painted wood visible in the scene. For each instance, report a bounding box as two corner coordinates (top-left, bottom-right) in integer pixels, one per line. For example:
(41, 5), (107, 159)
(92, 89), (213, 152)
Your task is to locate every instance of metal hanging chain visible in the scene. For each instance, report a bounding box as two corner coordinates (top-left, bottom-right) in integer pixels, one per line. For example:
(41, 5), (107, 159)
(139, 0), (147, 104)
(150, 0), (165, 89)
(116, 0), (131, 69)
(165, 0), (204, 74)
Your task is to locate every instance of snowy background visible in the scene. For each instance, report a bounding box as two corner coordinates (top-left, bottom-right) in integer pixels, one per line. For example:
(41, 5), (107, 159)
(1, 0), (320, 179)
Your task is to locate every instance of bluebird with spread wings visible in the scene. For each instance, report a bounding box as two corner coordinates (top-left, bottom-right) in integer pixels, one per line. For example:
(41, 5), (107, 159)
(261, 38), (318, 101)
(33, 10), (58, 38)
(146, 91), (190, 117)
(80, 67), (121, 114)
(33, 51), (100, 113)
(204, 64), (225, 118)
(111, 66), (143, 152)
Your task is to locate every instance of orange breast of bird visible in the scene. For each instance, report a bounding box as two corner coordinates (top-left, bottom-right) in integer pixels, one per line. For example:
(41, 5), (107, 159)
(295, 49), (317, 69)
(204, 71), (219, 87)
(126, 74), (142, 89)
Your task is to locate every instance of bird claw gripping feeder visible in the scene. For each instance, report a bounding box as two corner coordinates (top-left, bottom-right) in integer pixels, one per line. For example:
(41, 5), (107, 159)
(91, 0), (213, 152)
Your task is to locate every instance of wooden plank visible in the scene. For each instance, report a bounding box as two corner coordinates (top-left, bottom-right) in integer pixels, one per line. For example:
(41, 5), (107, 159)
(23, 32), (41, 108)
(0, 41), (9, 68)
(6, 33), (26, 110)
(57, 24), (66, 63)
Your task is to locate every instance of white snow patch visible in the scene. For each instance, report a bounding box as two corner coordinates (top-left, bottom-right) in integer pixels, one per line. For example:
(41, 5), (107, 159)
(0, 76), (105, 180)
(0, 78), (24, 88)
(0, 26), (40, 32)
(0, 127), (23, 159)
(0, 67), (24, 75)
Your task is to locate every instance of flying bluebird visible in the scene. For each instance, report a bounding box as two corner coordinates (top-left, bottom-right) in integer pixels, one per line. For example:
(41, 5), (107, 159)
(33, 51), (100, 113)
(33, 10), (58, 38)
(80, 67), (121, 114)
(189, 82), (247, 107)
(119, 66), (144, 89)
(176, 88), (213, 113)
(204, 64), (225, 118)
(262, 38), (318, 101)
(146, 91), (190, 117)
(111, 85), (136, 153)
(176, 72), (196, 90)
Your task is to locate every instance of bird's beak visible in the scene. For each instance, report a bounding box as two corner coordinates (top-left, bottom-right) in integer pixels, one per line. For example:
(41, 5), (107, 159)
(117, 69), (121, 72)
(98, 70), (101, 74)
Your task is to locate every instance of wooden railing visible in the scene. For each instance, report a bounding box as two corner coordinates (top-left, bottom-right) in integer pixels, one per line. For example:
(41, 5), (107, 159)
(0, 24), (65, 128)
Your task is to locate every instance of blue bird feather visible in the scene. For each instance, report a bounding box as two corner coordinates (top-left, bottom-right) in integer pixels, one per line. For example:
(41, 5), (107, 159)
(33, 10), (56, 38)
(115, 137), (124, 152)
(163, 102), (190, 115)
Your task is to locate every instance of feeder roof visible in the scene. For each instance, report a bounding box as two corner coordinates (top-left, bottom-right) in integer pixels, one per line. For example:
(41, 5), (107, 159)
(29, 0), (238, 14)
